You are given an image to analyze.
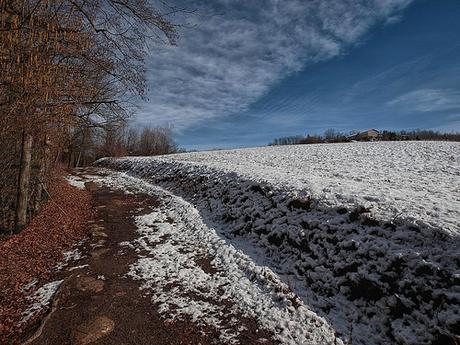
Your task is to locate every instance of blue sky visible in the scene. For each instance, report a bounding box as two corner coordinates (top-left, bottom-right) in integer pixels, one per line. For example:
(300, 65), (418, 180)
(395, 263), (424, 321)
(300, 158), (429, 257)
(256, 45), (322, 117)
(138, 0), (460, 150)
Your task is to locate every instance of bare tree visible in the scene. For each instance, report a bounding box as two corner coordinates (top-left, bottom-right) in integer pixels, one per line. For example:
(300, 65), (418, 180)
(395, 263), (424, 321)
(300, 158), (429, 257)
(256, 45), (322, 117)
(0, 0), (182, 232)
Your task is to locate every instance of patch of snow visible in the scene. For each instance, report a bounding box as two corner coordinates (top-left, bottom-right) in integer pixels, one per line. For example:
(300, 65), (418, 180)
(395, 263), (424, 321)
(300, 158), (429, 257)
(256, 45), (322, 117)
(21, 280), (63, 324)
(21, 279), (38, 292)
(66, 175), (86, 190)
(55, 247), (84, 270)
(82, 174), (134, 194)
(68, 264), (89, 271)
(64, 248), (82, 261)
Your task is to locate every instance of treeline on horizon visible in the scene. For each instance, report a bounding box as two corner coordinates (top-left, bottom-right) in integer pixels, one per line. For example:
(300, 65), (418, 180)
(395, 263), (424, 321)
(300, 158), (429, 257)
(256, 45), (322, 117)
(268, 129), (460, 146)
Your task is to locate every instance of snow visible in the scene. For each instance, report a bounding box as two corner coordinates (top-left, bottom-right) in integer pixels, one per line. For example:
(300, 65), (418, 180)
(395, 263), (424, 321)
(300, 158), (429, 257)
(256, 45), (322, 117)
(94, 141), (460, 345)
(19, 243), (84, 326)
(21, 279), (38, 292)
(116, 141), (459, 234)
(66, 175), (86, 190)
(21, 280), (63, 324)
(63, 248), (83, 262)
(55, 246), (84, 270)
(86, 172), (341, 345)
(68, 264), (89, 271)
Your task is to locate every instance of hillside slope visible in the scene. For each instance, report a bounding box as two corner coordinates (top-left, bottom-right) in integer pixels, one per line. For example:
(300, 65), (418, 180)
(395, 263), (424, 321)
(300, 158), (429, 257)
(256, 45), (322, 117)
(98, 141), (460, 345)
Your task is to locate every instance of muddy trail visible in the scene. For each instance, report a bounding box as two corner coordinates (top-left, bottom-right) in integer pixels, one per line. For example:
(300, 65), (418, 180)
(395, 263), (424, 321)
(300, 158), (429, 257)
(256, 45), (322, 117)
(21, 168), (277, 345)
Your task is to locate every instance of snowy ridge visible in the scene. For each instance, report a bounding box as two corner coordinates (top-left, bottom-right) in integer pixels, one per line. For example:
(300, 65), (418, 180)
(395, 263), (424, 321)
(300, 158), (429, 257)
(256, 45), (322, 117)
(97, 141), (460, 345)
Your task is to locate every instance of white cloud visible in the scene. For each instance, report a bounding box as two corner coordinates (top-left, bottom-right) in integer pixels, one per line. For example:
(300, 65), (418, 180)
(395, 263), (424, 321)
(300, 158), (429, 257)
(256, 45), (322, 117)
(387, 89), (460, 112)
(139, 0), (414, 130)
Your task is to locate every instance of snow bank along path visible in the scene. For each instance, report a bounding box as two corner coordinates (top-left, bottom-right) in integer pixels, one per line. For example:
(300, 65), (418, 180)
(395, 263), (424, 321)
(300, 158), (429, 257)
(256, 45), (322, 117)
(97, 141), (460, 345)
(85, 171), (340, 345)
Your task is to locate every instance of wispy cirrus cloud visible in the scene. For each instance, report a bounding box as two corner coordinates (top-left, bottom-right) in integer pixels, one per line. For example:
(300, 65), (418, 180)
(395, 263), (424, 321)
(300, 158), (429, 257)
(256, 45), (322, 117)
(387, 89), (460, 113)
(139, 0), (414, 131)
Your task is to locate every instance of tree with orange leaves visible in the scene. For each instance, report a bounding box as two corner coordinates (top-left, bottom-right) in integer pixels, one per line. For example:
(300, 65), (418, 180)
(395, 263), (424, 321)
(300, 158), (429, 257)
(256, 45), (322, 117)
(0, 0), (181, 232)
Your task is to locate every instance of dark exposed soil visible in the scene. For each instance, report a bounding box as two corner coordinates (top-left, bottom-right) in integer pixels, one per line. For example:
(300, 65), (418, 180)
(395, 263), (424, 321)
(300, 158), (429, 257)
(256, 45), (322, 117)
(20, 169), (277, 345)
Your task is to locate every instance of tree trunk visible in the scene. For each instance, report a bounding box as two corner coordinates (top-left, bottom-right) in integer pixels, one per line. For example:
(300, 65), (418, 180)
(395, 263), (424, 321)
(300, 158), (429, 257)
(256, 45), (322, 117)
(15, 131), (33, 233)
(54, 148), (61, 167)
(68, 149), (73, 168)
(75, 150), (82, 167)
(34, 136), (50, 214)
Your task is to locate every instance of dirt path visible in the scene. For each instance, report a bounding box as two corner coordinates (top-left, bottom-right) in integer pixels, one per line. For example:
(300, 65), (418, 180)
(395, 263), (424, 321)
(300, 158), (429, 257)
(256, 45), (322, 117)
(22, 168), (277, 345)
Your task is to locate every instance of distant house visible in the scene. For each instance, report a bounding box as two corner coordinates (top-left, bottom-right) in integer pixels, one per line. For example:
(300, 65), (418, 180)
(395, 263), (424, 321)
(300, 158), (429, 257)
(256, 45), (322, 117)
(348, 129), (382, 141)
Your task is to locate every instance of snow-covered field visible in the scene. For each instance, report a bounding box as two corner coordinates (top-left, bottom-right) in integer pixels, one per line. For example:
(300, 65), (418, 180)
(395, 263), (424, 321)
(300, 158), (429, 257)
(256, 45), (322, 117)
(142, 141), (459, 234)
(98, 141), (460, 345)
